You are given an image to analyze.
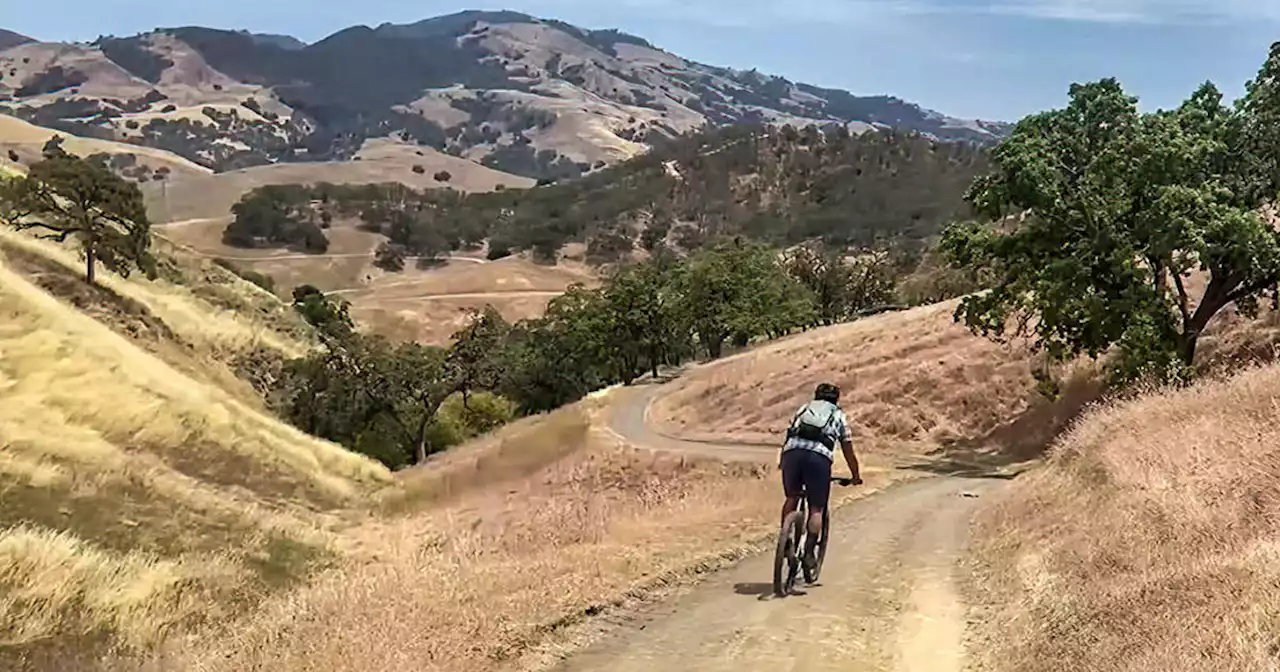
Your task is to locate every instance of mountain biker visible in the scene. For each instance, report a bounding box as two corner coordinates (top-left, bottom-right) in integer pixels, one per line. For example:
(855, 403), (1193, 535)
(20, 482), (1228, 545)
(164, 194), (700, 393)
(779, 382), (861, 571)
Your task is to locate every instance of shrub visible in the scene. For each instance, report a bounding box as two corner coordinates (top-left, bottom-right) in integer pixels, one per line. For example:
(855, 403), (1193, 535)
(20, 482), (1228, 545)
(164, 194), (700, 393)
(486, 240), (513, 260)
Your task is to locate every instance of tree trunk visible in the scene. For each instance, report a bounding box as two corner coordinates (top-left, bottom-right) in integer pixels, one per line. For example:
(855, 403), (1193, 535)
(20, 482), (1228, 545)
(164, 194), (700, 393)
(85, 246), (96, 285)
(705, 335), (724, 359)
(1178, 332), (1199, 369)
(1179, 281), (1232, 368)
(414, 417), (431, 465)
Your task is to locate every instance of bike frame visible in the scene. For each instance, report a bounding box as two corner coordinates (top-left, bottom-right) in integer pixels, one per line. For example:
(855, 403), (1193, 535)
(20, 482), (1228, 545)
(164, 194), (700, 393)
(774, 476), (850, 596)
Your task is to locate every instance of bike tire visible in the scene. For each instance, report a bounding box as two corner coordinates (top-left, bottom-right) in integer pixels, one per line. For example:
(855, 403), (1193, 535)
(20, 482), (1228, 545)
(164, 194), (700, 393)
(773, 510), (803, 597)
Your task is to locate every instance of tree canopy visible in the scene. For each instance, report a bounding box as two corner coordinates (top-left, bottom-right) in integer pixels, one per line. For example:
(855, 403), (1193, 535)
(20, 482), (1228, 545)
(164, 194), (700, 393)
(943, 45), (1280, 382)
(0, 140), (154, 284)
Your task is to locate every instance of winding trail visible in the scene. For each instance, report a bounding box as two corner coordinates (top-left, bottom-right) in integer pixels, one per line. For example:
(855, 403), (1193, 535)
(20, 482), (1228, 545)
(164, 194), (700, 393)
(558, 380), (1009, 672)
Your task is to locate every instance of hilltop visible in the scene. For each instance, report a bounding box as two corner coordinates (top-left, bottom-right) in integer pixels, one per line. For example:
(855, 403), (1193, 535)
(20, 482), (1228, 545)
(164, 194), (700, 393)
(0, 10), (1008, 182)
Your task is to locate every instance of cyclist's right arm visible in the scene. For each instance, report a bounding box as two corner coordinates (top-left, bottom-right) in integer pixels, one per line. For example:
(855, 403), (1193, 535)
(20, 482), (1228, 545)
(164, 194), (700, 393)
(834, 409), (861, 485)
(839, 439), (861, 485)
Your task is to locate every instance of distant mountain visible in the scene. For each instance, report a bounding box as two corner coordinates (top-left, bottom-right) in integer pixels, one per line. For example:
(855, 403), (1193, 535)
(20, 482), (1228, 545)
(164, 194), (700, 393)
(0, 11), (1010, 180)
(241, 31), (307, 51)
(0, 29), (32, 51)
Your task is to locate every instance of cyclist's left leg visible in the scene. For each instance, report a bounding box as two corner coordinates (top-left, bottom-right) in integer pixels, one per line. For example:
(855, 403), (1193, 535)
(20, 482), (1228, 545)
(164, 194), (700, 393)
(779, 449), (805, 526)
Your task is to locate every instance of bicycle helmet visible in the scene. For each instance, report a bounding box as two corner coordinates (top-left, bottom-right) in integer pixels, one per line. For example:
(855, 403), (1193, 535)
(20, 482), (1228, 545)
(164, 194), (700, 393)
(814, 382), (841, 403)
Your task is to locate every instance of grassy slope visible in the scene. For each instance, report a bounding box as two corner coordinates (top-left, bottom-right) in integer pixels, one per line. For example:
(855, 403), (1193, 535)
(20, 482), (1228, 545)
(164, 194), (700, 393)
(0, 231), (391, 668)
(649, 300), (1103, 468)
(968, 364), (1280, 672)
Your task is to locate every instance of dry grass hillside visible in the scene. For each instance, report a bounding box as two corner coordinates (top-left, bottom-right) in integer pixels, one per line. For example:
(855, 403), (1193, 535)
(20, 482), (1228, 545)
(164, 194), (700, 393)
(143, 139), (533, 223)
(0, 230), (392, 669)
(967, 364), (1280, 672)
(157, 401), (807, 672)
(649, 301), (1102, 469)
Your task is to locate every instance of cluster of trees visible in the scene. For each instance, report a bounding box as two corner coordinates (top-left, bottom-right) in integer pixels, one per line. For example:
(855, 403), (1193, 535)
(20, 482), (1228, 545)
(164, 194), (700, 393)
(943, 44), (1280, 385)
(223, 124), (987, 266)
(468, 124), (986, 259)
(131, 113), (307, 172)
(0, 136), (154, 284)
(271, 286), (514, 468)
(272, 238), (911, 467)
(223, 184), (330, 252)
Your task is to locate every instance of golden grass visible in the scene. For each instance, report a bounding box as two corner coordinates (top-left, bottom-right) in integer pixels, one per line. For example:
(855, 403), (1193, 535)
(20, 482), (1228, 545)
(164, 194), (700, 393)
(153, 215), (597, 345)
(0, 259), (388, 501)
(0, 247), (391, 662)
(0, 526), (244, 651)
(345, 257), (595, 344)
(650, 301), (1098, 463)
(0, 228), (309, 360)
(969, 364), (1280, 672)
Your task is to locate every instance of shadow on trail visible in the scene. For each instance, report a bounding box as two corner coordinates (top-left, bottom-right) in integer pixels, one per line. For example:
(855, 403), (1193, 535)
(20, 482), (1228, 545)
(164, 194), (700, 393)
(733, 582), (821, 602)
(732, 582), (774, 597)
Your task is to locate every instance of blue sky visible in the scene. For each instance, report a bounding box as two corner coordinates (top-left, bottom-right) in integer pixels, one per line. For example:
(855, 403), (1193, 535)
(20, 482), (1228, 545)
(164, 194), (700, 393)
(8, 1), (1280, 121)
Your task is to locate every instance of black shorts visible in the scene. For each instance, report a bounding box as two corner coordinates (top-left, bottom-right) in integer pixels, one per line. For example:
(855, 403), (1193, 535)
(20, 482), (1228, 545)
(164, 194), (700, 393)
(780, 448), (832, 511)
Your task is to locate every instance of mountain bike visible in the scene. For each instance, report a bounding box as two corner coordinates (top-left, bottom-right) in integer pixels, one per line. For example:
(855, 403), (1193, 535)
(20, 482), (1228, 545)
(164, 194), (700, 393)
(772, 476), (856, 597)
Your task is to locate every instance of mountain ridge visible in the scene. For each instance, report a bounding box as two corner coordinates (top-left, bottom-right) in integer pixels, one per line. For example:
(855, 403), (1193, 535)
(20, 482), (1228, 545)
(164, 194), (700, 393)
(0, 10), (1010, 182)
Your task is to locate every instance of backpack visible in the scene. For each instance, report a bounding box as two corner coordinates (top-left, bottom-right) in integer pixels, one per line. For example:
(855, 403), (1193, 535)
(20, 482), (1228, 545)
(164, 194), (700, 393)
(786, 401), (839, 449)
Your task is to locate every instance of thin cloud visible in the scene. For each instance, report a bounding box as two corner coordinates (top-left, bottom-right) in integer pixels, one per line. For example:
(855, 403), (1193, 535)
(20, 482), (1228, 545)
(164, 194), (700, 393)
(971, 0), (1280, 25)
(577, 0), (1280, 27)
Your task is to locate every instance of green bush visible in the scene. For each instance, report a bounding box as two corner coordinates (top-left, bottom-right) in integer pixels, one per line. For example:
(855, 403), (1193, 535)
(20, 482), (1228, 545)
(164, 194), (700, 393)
(439, 392), (517, 439)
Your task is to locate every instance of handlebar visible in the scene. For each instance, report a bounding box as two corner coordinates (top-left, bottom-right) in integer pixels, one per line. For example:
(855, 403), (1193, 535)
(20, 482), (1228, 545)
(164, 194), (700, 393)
(832, 476), (862, 487)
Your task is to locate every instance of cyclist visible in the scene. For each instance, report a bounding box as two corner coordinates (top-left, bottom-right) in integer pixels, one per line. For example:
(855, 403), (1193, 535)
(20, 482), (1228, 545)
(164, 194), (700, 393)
(779, 382), (862, 571)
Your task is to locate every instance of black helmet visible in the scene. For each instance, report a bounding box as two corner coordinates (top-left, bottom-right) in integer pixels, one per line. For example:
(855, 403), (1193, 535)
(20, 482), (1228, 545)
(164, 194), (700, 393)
(814, 382), (841, 403)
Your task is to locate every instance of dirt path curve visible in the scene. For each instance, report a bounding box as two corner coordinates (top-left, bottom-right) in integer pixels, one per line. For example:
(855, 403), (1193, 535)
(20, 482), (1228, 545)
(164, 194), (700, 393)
(558, 380), (1006, 672)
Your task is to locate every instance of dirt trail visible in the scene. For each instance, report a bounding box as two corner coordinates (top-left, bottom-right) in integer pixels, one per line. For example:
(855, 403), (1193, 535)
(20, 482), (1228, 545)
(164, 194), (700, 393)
(560, 382), (1008, 672)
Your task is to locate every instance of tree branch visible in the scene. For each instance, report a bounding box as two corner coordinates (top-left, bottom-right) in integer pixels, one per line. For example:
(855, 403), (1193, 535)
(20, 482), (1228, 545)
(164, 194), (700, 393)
(13, 219), (79, 241)
(1227, 276), (1278, 304)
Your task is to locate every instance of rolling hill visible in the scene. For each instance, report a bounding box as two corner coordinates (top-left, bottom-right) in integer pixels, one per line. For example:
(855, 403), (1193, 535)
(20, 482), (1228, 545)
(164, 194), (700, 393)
(0, 10), (1009, 182)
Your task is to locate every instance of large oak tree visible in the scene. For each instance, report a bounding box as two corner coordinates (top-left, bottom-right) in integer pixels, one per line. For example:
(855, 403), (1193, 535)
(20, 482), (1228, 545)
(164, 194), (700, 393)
(943, 45), (1280, 382)
(1, 140), (154, 284)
